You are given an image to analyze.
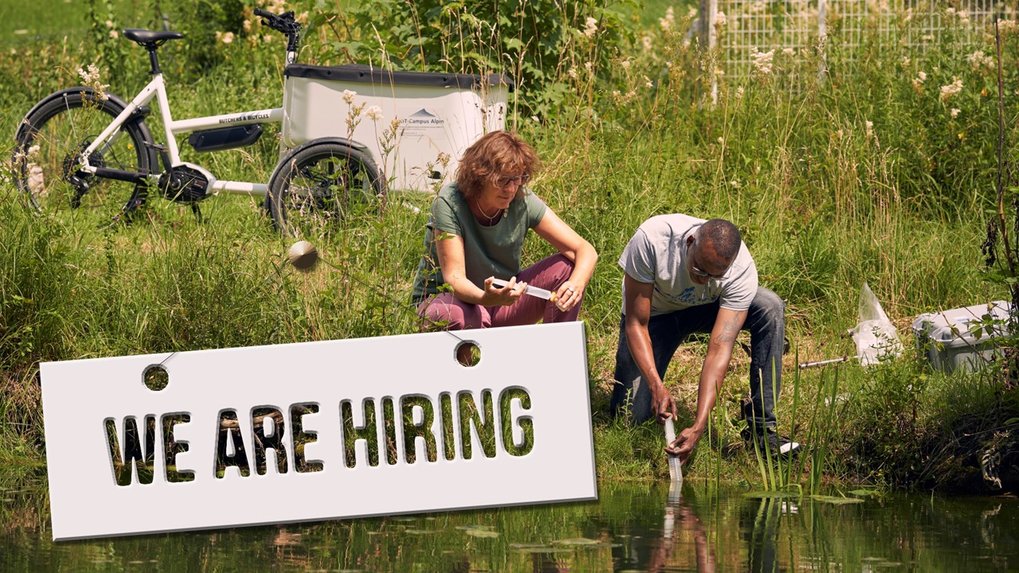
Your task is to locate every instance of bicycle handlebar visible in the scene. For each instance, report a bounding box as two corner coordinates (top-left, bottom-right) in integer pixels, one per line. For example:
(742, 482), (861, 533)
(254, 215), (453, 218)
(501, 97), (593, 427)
(253, 8), (302, 54)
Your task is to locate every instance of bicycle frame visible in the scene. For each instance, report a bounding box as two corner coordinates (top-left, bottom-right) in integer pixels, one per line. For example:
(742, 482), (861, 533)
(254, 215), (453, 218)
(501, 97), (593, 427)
(79, 72), (283, 197)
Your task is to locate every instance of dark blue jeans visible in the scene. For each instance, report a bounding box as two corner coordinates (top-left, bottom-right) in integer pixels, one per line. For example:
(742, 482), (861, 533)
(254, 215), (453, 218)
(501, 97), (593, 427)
(610, 287), (785, 429)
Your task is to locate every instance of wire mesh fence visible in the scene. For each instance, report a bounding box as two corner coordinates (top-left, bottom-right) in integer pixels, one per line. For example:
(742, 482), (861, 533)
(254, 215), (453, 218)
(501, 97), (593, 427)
(709, 0), (1015, 78)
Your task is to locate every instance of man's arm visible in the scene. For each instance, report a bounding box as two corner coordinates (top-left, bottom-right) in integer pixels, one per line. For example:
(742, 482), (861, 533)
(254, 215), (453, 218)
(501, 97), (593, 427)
(622, 274), (677, 421)
(667, 307), (747, 463)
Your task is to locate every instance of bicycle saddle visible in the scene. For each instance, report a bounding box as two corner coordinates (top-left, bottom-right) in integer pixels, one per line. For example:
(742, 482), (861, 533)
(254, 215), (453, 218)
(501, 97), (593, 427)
(123, 29), (184, 46)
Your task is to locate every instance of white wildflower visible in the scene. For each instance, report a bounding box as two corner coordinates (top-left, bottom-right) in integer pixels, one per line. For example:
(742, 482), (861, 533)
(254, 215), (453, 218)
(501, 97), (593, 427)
(782, 47), (795, 56)
(243, 19), (252, 33)
(940, 78), (963, 101)
(27, 164), (45, 197)
(567, 67), (579, 80)
(735, 86), (745, 99)
(659, 7), (674, 31)
(911, 71), (926, 91)
(901, 56), (911, 66)
(750, 47), (775, 76)
(950, 108), (961, 118)
(642, 35), (653, 52)
(342, 89), (357, 104)
(730, 180), (741, 188)
(77, 63), (100, 83)
(750, 1), (766, 13)
(105, 20), (114, 29)
(999, 20), (1017, 35)
(109, 30), (119, 39)
(76, 63), (109, 99)
(621, 59), (632, 70)
(583, 17), (598, 38)
(221, 31), (234, 44)
(715, 11), (727, 28)
(865, 120), (874, 137)
(967, 50), (994, 71)
(365, 105), (383, 121)
(644, 76), (653, 89)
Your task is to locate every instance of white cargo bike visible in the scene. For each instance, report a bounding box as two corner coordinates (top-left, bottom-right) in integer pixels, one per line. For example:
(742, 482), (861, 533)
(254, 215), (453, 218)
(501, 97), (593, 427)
(13, 9), (511, 236)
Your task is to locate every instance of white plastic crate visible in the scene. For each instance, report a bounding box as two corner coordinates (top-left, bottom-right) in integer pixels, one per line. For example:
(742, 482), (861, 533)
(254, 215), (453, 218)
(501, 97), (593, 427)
(912, 301), (1012, 373)
(282, 64), (511, 192)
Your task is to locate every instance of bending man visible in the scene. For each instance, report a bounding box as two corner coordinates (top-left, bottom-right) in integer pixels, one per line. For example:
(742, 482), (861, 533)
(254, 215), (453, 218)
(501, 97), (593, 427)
(611, 214), (799, 463)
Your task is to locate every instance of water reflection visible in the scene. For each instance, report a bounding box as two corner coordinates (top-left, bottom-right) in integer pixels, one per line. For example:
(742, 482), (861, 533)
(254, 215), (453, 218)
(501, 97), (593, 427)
(1, 474), (1017, 572)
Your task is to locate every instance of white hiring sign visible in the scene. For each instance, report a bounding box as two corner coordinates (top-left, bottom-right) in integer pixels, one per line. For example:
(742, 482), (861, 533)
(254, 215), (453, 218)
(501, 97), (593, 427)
(41, 322), (596, 540)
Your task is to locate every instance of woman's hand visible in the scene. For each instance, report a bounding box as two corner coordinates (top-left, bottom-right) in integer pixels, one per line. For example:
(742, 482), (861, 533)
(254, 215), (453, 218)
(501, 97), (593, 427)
(483, 276), (526, 306)
(554, 281), (584, 312)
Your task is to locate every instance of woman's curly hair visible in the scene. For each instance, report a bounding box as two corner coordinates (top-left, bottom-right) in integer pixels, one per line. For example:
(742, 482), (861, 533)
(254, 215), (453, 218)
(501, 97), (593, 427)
(455, 131), (541, 200)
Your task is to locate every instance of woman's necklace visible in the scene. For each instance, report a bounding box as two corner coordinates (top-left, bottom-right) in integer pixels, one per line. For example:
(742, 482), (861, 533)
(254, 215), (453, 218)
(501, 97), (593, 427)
(475, 200), (504, 224)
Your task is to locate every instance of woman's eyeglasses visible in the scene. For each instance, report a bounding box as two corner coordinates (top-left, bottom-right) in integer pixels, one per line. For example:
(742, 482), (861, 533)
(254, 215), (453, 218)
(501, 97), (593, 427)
(496, 173), (530, 188)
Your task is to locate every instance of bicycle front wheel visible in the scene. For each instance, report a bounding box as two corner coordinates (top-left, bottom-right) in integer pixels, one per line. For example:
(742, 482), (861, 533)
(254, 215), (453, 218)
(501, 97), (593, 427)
(13, 90), (152, 221)
(268, 142), (383, 238)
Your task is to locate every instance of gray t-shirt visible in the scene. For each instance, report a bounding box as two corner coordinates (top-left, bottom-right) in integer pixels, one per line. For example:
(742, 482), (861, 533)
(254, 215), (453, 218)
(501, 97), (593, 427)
(412, 183), (548, 303)
(618, 214), (758, 316)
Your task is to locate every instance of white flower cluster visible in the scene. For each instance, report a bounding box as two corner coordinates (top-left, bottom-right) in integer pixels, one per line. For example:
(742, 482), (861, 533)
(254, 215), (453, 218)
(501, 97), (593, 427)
(911, 70), (926, 91)
(714, 11), (727, 29)
(967, 50), (994, 71)
(583, 17), (598, 38)
(945, 7), (970, 24)
(659, 7), (675, 32)
(750, 47), (775, 76)
(76, 64), (109, 100)
(342, 90), (357, 105)
(939, 78), (963, 102)
(366, 105), (383, 121)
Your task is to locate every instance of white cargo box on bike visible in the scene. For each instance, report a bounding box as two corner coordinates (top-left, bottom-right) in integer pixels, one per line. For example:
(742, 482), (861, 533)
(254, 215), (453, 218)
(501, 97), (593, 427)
(282, 64), (512, 192)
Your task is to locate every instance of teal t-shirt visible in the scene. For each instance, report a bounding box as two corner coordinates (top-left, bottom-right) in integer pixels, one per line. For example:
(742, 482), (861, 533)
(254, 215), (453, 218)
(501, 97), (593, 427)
(412, 183), (548, 303)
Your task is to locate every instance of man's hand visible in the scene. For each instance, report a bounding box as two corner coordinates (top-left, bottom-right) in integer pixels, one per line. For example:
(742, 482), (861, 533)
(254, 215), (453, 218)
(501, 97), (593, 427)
(650, 382), (677, 422)
(666, 425), (704, 464)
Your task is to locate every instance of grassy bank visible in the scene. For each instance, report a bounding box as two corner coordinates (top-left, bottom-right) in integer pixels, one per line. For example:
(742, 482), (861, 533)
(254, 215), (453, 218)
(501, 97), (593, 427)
(0, 0), (1016, 493)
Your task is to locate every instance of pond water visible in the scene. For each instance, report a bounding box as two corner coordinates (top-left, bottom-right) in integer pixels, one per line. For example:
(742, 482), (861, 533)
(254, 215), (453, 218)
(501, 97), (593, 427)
(2, 477), (1017, 572)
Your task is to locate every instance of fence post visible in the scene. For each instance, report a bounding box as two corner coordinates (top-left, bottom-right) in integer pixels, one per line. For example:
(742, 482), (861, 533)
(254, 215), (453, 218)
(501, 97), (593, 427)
(701, 0), (719, 104)
(817, 0), (828, 83)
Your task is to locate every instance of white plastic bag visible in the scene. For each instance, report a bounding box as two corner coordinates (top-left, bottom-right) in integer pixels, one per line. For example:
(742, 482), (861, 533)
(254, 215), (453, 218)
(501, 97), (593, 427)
(850, 282), (903, 366)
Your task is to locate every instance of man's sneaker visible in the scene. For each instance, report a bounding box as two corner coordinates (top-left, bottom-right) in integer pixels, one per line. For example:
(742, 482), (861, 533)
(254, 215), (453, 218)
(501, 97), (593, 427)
(741, 426), (801, 458)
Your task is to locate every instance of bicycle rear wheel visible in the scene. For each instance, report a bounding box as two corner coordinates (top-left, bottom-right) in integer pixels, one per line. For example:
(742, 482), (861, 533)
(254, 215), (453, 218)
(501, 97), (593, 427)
(268, 142), (383, 238)
(13, 90), (152, 222)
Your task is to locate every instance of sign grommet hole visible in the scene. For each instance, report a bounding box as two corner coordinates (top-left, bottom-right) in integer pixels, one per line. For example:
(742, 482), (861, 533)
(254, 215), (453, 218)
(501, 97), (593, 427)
(455, 341), (480, 367)
(142, 364), (169, 391)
